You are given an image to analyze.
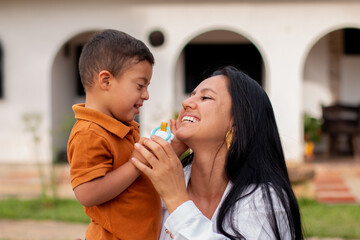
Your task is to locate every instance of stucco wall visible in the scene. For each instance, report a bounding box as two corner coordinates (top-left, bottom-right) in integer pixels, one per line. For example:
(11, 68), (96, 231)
(0, 1), (360, 163)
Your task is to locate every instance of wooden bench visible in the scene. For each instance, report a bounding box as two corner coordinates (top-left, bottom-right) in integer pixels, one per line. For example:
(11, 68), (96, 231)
(321, 103), (360, 157)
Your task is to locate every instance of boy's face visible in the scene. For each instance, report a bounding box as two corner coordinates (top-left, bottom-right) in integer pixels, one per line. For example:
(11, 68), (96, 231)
(107, 60), (152, 123)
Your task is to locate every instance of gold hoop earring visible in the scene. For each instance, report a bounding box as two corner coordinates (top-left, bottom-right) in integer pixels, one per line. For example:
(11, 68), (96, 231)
(226, 129), (233, 149)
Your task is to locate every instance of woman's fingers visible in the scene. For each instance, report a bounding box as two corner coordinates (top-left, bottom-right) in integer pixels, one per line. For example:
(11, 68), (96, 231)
(143, 136), (172, 161)
(138, 137), (147, 144)
(132, 138), (149, 165)
(150, 135), (178, 160)
(131, 157), (152, 177)
(170, 119), (189, 157)
(134, 142), (160, 168)
(170, 119), (178, 132)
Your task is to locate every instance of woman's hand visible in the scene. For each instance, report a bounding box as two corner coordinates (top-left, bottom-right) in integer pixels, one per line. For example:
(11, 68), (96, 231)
(170, 118), (188, 157)
(131, 135), (190, 213)
(131, 137), (149, 165)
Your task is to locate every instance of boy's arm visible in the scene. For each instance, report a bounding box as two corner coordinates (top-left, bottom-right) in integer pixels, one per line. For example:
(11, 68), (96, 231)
(73, 160), (140, 207)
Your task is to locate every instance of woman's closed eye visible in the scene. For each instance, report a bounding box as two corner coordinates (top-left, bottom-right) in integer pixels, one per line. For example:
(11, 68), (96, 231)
(201, 96), (213, 100)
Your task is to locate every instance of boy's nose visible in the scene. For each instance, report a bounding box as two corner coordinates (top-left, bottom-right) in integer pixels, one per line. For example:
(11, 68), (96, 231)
(142, 89), (149, 100)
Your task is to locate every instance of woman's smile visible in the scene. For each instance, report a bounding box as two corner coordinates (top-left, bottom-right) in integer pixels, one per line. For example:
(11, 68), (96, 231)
(181, 115), (200, 123)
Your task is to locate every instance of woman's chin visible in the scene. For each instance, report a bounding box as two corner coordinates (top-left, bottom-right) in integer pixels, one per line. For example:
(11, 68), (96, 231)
(175, 131), (191, 144)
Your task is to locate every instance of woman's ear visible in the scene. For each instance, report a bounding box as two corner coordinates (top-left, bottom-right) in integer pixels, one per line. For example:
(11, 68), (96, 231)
(98, 70), (113, 90)
(229, 117), (234, 131)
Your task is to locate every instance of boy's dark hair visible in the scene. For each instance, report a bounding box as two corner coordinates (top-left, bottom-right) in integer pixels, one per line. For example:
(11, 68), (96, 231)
(79, 29), (154, 90)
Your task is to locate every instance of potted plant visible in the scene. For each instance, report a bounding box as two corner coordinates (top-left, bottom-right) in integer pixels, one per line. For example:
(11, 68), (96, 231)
(303, 113), (322, 160)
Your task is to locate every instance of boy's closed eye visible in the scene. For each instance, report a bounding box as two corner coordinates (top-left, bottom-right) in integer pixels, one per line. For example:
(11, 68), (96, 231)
(136, 78), (150, 90)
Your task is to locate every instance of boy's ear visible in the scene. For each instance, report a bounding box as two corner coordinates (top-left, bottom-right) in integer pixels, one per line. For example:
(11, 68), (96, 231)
(98, 70), (113, 90)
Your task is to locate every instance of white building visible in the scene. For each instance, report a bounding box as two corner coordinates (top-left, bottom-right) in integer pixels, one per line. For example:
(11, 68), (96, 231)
(0, 0), (359, 164)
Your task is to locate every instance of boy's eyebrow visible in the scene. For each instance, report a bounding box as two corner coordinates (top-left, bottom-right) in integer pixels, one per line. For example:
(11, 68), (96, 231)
(138, 77), (150, 85)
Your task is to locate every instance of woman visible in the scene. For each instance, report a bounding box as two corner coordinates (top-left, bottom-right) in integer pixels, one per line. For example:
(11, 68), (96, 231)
(132, 66), (303, 239)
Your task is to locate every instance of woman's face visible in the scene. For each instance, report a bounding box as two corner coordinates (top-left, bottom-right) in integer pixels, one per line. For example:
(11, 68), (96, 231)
(176, 75), (233, 147)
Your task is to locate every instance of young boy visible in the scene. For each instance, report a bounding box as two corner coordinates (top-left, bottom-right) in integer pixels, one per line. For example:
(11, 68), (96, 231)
(67, 29), (161, 240)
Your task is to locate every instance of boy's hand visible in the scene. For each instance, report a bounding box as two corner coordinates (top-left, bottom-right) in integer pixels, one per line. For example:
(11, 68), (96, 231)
(170, 119), (188, 157)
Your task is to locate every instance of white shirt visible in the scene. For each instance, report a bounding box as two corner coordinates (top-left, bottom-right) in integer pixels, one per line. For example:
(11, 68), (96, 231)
(159, 164), (291, 240)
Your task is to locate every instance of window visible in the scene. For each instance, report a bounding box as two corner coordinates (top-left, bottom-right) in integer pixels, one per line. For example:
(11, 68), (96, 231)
(344, 28), (360, 55)
(184, 44), (263, 93)
(75, 45), (85, 96)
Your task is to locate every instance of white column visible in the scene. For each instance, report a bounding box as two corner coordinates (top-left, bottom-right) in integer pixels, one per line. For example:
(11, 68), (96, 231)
(266, 52), (304, 163)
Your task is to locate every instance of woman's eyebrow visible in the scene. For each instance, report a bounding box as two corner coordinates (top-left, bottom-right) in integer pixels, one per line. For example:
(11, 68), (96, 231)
(200, 88), (217, 94)
(191, 88), (217, 95)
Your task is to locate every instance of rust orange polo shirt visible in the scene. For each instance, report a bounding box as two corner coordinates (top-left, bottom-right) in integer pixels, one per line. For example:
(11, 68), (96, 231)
(67, 104), (161, 240)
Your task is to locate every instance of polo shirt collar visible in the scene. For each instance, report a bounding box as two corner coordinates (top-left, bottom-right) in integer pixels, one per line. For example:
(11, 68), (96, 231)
(72, 103), (139, 138)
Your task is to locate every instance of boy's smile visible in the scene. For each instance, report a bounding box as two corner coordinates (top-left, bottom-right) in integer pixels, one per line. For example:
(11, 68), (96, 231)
(134, 103), (143, 115)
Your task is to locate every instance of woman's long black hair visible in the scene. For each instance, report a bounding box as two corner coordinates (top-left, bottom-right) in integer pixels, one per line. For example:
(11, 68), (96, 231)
(182, 66), (303, 239)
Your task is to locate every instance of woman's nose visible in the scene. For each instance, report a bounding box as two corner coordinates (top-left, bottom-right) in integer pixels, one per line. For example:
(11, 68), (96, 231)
(182, 97), (196, 110)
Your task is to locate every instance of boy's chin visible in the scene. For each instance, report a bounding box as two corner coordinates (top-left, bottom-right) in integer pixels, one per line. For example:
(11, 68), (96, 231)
(116, 116), (135, 124)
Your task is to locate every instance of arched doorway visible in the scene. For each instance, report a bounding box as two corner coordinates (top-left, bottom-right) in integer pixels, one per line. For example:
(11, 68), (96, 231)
(174, 29), (265, 114)
(51, 31), (97, 163)
(303, 27), (360, 157)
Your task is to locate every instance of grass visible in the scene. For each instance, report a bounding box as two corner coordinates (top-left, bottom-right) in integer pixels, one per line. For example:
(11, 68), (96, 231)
(298, 198), (360, 239)
(0, 198), (359, 238)
(0, 198), (89, 223)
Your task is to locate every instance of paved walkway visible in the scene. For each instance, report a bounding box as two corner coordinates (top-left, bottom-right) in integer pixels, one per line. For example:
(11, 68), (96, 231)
(1, 159), (360, 202)
(311, 157), (360, 203)
(0, 219), (86, 240)
(0, 158), (359, 240)
(0, 164), (75, 200)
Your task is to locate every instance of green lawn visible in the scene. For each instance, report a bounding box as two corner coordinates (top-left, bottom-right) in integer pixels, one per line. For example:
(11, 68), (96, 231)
(0, 198), (359, 238)
(299, 198), (360, 239)
(0, 198), (89, 223)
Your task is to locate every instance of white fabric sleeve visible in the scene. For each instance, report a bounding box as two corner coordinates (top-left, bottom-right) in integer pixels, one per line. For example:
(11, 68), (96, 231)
(164, 201), (229, 240)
